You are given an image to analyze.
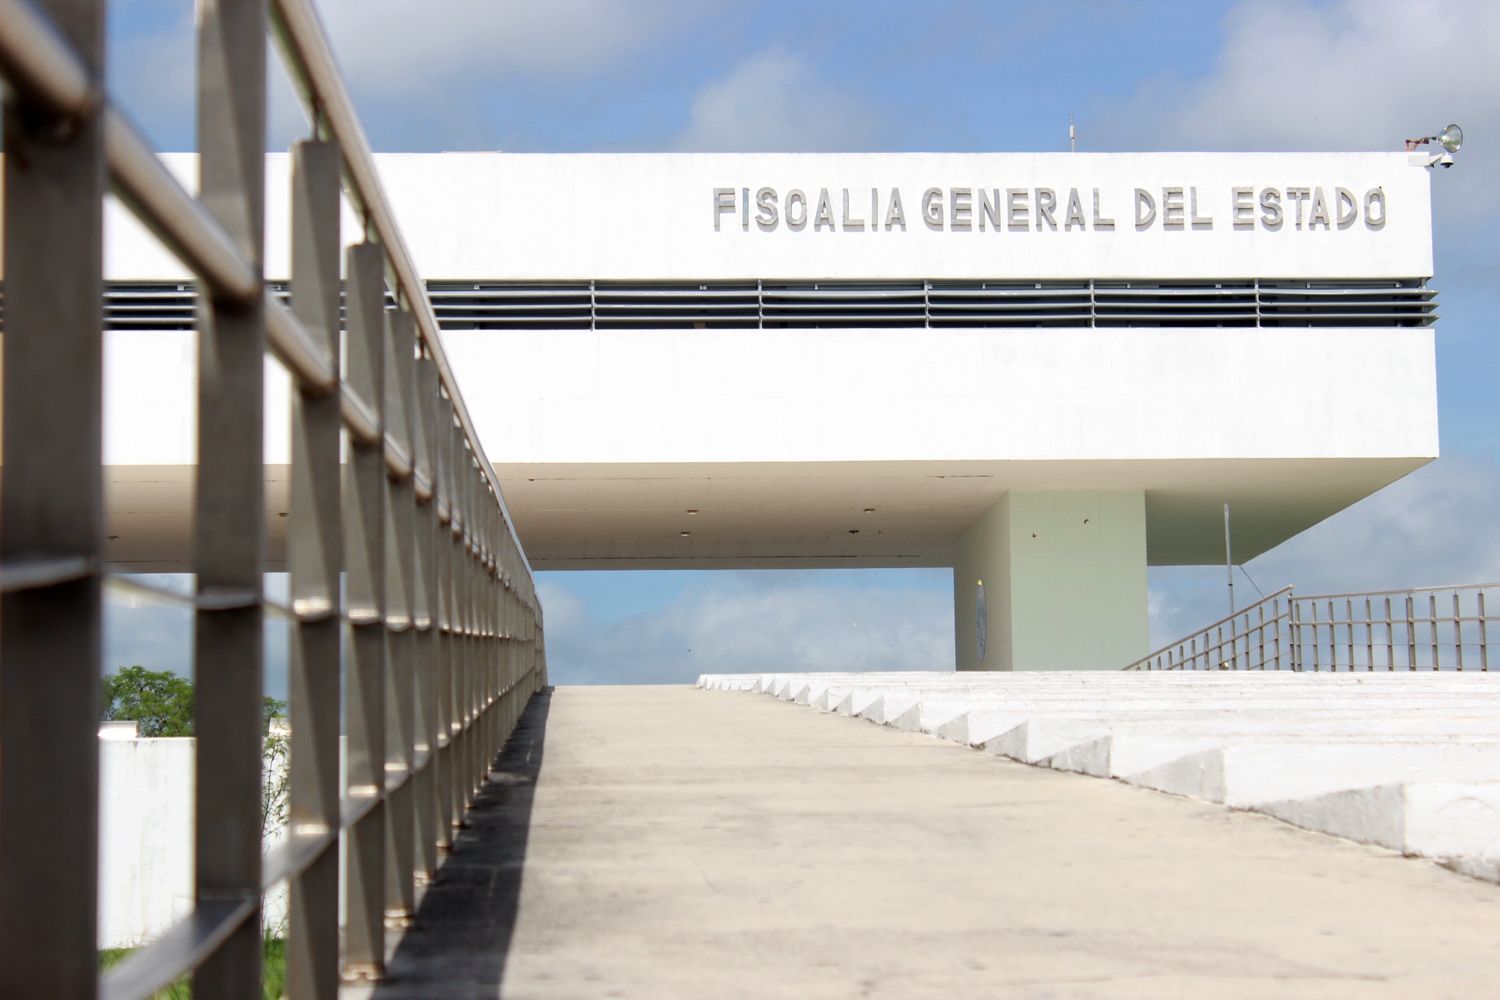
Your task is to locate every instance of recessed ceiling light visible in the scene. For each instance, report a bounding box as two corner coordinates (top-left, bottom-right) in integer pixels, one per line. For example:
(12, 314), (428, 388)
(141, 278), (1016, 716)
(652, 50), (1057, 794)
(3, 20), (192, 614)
(686, 509), (698, 514)
(680, 531), (691, 537)
(863, 508), (875, 513)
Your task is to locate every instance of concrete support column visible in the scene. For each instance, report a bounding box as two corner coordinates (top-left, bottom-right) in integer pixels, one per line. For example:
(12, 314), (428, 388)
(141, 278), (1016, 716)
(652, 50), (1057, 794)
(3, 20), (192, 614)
(954, 490), (1147, 671)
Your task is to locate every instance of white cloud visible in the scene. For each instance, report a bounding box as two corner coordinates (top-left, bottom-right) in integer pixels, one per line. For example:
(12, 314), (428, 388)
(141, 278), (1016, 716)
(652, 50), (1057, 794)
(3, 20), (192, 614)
(106, 0), (715, 150)
(315, 0), (712, 96)
(1122, 0), (1499, 151)
(672, 48), (882, 152)
(1094, 0), (1500, 243)
(539, 572), (954, 685)
(1150, 455), (1500, 649)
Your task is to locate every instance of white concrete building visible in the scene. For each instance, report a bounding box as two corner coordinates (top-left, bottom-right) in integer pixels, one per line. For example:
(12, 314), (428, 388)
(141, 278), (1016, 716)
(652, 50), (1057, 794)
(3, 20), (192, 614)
(99, 152), (1438, 671)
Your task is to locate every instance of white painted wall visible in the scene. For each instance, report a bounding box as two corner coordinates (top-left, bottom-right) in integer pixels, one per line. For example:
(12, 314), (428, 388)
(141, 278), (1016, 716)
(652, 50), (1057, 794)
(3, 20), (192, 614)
(103, 330), (290, 466)
(442, 326), (1437, 466)
(98, 738), (193, 948)
(102, 152), (1433, 283)
(101, 324), (1436, 468)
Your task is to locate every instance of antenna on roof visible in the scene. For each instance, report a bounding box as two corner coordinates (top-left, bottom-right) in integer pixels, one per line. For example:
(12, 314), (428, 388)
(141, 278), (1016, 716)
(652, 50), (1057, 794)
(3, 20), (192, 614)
(1069, 114), (1076, 153)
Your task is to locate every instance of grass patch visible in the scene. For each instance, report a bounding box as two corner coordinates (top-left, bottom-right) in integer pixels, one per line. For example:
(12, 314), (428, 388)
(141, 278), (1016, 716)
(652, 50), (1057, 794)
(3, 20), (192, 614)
(98, 936), (287, 999)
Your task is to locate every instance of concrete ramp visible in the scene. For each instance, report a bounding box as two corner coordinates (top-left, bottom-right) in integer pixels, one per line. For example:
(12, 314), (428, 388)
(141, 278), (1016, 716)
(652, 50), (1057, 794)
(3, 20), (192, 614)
(363, 684), (1500, 999)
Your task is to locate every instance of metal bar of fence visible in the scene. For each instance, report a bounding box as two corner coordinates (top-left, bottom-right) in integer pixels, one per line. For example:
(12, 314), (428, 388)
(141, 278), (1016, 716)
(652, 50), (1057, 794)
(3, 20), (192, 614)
(108, 105), (259, 304)
(1430, 593), (1440, 670)
(0, 0), (94, 113)
(1124, 586), (1295, 671)
(343, 242), (388, 979)
(1455, 592), (1464, 671)
(385, 306), (418, 925)
(414, 349), (442, 881)
(192, 3), (268, 1000)
(1296, 581), (1500, 602)
(0, 1), (105, 997)
(0, 1), (256, 311)
(1407, 596), (1417, 670)
(435, 392), (457, 848)
(102, 900), (257, 1000)
(1483, 592), (1490, 671)
(285, 137), (342, 1000)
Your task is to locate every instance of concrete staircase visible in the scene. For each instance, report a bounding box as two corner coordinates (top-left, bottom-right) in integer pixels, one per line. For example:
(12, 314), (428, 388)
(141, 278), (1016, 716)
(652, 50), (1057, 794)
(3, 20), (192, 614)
(699, 671), (1500, 882)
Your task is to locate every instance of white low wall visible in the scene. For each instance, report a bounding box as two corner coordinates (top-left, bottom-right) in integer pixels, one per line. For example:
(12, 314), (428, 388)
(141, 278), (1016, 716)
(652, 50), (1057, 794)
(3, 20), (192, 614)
(703, 671), (1500, 883)
(99, 737), (194, 948)
(99, 737), (289, 949)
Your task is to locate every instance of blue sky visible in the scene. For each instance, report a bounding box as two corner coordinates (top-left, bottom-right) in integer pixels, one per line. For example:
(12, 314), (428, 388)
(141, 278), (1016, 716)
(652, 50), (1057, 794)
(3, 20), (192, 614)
(101, 0), (1500, 688)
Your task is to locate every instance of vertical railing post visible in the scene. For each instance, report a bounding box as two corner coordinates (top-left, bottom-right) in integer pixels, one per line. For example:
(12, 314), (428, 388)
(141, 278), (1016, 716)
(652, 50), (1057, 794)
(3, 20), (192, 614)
(1385, 596), (1394, 670)
(285, 138), (343, 1000)
(435, 393), (457, 846)
(461, 446), (473, 807)
(0, 0), (106, 994)
(447, 421), (469, 832)
(193, 0), (268, 994)
(384, 308), (417, 923)
(343, 243), (388, 978)
(1481, 591), (1489, 672)
(413, 350), (441, 880)
(461, 444), (479, 807)
(1430, 593), (1440, 670)
(1290, 601), (1301, 671)
(1406, 595), (1417, 670)
(1350, 602), (1362, 671)
(1455, 592), (1465, 672)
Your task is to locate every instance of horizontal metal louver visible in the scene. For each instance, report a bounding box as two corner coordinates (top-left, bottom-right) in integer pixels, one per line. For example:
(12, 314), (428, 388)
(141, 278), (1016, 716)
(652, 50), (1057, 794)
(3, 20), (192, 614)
(98, 278), (1437, 331)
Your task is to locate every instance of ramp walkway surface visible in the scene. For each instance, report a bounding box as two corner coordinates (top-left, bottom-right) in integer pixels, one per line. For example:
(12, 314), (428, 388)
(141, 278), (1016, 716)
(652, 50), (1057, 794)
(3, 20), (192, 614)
(359, 685), (1500, 1000)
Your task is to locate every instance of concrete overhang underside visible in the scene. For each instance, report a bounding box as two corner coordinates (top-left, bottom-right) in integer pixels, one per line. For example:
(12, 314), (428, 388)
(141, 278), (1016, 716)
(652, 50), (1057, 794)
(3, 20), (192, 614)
(95, 457), (1424, 573)
(490, 458), (1430, 570)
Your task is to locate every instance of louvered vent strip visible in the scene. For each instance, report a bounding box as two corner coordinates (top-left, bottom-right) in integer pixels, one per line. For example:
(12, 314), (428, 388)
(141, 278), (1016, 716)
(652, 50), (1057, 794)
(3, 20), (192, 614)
(96, 278), (1438, 330)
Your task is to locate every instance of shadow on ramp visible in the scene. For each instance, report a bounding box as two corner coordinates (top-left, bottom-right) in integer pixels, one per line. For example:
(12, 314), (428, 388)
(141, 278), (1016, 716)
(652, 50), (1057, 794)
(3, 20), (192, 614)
(373, 687), (551, 998)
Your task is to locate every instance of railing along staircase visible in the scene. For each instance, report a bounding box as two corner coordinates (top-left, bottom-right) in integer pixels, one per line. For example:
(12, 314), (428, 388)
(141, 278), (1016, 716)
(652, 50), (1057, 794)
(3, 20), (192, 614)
(1127, 583), (1500, 671)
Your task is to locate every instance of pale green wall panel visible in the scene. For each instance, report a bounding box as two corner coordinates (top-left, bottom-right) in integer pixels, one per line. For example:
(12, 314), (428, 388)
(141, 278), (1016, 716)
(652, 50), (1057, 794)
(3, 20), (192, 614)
(955, 490), (1147, 672)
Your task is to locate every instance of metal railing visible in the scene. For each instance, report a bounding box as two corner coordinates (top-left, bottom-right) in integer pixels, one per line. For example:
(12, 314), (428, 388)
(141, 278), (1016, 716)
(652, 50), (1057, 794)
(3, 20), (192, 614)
(1126, 583), (1500, 672)
(0, 2), (547, 1000)
(1125, 587), (1296, 672)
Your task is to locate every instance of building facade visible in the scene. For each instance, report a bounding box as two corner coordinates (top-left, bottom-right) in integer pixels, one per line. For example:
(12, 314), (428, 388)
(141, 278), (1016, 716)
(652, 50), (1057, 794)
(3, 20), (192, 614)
(103, 152), (1439, 670)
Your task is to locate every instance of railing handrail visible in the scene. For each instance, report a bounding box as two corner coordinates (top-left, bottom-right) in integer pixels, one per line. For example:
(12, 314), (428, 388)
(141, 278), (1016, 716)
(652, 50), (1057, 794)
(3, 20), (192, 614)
(1128, 580), (1500, 673)
(1292, 581), (1500, 603)
(270, 0), (534, 587)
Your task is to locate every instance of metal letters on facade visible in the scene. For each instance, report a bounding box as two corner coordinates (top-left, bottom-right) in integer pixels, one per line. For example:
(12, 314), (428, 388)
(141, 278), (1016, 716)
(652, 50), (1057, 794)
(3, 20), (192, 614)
(715, 186), (1390, 233)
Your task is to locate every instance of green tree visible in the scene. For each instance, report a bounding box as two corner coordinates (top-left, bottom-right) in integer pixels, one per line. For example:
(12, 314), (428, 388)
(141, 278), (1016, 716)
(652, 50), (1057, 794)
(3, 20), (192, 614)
(102, 666), (194, 737)
(262, 696), (290, 840)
